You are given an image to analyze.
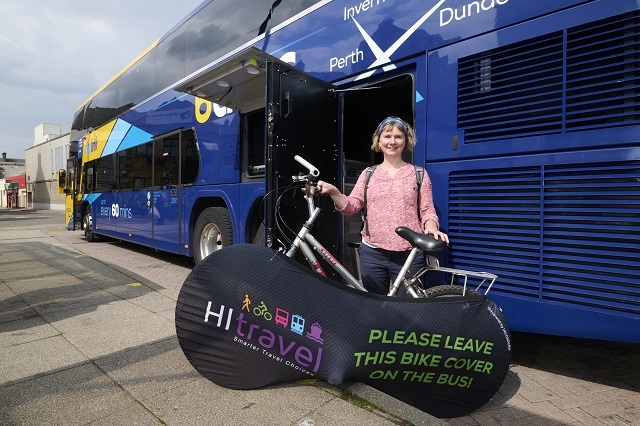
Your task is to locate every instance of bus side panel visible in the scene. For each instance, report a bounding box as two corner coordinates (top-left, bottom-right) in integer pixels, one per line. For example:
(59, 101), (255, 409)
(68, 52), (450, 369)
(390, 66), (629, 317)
(87, 194), (114, 234)
(427, 148), (640, 344)
(152, 187), (181, 254)
(64, 194), (75, 230)
(112, 190), (154, 244)
(426, 0), (640, 162)
(423, 2), (640, 343)
(89, 191), (152, 245)
(488, 294), (639, 344)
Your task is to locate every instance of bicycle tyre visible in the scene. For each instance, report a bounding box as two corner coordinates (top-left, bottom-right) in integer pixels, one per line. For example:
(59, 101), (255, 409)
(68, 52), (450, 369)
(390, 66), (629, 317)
(424, 285), (483, 298)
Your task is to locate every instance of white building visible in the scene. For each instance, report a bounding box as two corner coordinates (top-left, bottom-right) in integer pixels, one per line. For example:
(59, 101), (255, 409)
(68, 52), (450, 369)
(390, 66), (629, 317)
(25, 123), (71, 210)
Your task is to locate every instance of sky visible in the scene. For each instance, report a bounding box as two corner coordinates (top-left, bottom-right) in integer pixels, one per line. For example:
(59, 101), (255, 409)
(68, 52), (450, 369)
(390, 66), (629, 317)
(0, 0), (205, 160)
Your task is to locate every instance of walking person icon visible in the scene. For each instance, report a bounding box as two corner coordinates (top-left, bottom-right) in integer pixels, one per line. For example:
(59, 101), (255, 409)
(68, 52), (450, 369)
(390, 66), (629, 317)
(242, 294), (251, 311)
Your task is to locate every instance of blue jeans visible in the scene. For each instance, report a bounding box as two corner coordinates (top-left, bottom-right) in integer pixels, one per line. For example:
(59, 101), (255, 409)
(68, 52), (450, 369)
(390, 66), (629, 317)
(358, 243), (424, 296)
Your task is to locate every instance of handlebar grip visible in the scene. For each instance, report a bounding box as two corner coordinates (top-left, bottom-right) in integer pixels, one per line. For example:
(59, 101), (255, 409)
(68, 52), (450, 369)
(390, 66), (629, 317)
(293, 155), (320, 177)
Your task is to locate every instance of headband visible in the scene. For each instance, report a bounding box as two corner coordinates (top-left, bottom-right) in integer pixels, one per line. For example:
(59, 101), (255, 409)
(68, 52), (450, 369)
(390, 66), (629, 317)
(376, 116), (408, 136)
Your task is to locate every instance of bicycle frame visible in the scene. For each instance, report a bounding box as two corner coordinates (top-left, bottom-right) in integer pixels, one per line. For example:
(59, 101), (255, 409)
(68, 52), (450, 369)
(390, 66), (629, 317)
(284, 156), (424, 297)
(284, 185), (369, 292)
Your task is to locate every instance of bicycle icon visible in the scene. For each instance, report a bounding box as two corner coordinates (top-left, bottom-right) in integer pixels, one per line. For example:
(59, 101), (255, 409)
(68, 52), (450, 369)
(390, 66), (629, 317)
(253, 301), (272, 320)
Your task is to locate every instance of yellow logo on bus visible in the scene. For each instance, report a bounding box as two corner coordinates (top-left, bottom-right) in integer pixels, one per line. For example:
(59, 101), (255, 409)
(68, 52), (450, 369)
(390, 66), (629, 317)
(195, 97), (233, 123)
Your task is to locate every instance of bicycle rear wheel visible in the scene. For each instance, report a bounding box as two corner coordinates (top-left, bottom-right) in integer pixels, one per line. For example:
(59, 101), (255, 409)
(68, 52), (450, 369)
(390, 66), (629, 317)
(424, 285), (483, 298)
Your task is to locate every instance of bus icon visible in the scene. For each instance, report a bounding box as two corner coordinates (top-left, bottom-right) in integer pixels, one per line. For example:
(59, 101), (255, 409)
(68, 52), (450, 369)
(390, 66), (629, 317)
(275, 308), (289, 327)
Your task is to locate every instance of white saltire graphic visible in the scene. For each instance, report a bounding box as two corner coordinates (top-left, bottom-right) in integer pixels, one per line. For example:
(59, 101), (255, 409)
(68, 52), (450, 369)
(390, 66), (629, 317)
(353, 0), (447, 81)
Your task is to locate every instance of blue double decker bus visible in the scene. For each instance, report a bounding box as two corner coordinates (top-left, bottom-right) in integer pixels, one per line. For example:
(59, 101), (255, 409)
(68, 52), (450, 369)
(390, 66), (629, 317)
(59, 0), (639, 343)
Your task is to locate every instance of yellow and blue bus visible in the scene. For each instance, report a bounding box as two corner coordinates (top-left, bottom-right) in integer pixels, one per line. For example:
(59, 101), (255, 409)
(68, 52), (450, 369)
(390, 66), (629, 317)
(59, 0), (639, 343)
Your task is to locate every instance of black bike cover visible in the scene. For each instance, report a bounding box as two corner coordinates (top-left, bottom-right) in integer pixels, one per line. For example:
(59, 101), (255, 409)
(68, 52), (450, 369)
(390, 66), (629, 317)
(175, 244), (511, 418)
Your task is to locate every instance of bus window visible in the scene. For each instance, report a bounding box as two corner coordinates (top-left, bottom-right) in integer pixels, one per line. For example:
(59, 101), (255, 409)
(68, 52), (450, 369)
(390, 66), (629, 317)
(95, 155), (116, 192)
(85, 164), (95, 193)
(153, 135), (179, 188)
(57, 169), (66, 193)
(181, 129), (199, 185)
(241, 108), (266, 181)
(118, 142), (153, 190)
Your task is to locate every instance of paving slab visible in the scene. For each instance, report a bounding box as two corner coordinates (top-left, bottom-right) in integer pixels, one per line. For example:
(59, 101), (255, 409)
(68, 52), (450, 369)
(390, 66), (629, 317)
(0, 289), (40, 323)
(143, 377), (390, 426)
(0, 251), (34, 263)
(0, 335), (88, 384)
(86, 405), (164, 426)
(0, 315), (61, 348)
(5, 275), (87, 294)
(0, 363), (143, 425)
(93, 337), (201, 402)
(42, 301), (176, 359)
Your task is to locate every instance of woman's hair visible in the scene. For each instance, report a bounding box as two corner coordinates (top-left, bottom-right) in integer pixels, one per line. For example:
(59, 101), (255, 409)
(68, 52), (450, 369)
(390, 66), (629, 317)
(370, 116), (416, 152)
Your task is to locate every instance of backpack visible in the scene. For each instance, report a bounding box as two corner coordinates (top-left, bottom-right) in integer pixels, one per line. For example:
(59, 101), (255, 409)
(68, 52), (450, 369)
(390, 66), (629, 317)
(361, 164), (424, 236)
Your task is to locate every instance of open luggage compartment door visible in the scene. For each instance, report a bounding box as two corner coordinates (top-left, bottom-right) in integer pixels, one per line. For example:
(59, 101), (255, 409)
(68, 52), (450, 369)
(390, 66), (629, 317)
(265, 60), (339, 276)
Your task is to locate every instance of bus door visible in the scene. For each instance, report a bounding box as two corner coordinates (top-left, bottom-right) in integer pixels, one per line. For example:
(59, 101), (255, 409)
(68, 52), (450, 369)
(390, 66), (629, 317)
(152, 130), (182, 252)
(265, 60), (339, 278)
(61, 156), (78, 230)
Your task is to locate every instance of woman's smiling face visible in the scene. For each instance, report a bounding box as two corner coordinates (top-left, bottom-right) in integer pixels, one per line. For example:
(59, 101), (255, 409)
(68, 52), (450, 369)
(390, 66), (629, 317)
(378, 124), (406, 158)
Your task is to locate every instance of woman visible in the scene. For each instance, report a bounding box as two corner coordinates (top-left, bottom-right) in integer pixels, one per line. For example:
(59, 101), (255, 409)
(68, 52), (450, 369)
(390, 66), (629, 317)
(316, 116), (449, 295)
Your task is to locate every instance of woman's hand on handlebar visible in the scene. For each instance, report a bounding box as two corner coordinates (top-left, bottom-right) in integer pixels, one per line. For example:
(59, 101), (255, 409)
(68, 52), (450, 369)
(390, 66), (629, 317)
(315, 180), (338, 196)
(316, 181), (347, 209)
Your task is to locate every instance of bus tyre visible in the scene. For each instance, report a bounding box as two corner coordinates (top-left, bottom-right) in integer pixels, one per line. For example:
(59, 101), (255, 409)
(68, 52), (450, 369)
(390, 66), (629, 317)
(253, 222), (265, 245)
(193, 207), (233, 264)
(84, 208), (97, 242)
(424, 285), (483, 298)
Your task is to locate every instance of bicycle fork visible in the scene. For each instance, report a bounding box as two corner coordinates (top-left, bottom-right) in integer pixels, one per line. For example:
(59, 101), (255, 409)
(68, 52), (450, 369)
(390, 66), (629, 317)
(285, 207), (324, 273)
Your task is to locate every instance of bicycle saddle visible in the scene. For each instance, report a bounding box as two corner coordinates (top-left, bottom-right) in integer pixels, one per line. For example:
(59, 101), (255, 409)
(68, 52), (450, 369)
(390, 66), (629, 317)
(395, 226), (446, 252)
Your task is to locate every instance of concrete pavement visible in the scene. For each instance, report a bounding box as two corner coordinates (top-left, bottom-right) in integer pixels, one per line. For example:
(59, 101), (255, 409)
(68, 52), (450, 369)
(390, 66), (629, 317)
(1, 210), (639, 425)
(0, 212), (443, 425)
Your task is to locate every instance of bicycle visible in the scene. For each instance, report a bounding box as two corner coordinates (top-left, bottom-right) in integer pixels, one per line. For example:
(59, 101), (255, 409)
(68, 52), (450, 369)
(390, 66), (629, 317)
(253, 301), (273, 320)
(278, 155), (498, 298)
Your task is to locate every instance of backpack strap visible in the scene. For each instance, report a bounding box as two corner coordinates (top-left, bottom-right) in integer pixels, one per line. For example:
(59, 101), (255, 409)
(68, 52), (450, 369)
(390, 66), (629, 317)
(414, 165), (424, 189)
(362, 165), (377, 236)
(414, 165), (424, 222)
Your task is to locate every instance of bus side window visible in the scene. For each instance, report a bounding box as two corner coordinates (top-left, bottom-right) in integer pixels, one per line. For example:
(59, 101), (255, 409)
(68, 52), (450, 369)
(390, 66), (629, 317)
(154, 135), (179, 188)
(85, 164), (95, 193)
(95, 155), (116, 192)
(182, 129), (199, 185)
(117, 142), (153, 190)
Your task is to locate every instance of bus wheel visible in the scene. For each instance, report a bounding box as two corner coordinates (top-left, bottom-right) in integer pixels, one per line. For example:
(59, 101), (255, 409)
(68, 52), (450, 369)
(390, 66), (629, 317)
(424, 285), (483, 298)
(84, 208), (97, 242)
(193, 207), (233, 264)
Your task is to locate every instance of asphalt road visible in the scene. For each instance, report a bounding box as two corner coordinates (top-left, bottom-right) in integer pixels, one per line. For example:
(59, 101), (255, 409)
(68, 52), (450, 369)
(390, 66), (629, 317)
(0, 211), (64, 228)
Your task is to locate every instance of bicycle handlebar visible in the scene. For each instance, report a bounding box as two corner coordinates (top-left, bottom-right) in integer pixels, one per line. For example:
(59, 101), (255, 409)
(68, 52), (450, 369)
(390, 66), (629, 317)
(293, 155), (320, 178)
